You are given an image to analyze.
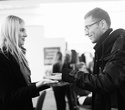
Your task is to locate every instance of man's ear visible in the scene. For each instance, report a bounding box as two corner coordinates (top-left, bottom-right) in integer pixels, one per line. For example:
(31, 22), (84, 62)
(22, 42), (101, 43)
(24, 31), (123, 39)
(100, 19), (108, 31)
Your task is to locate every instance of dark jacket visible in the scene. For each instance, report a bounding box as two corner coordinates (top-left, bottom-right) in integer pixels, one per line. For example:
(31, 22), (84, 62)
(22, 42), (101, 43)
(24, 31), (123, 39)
(62, 28), (125, 110)
(53, 62), (62, 73)
(0, 51), (40, 110)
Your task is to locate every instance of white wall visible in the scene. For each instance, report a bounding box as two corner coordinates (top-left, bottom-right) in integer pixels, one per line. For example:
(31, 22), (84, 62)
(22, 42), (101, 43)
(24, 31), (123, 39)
(24, 26), (65, 81)
(43, 37), (66, 77)
(24, 26), (45, 81)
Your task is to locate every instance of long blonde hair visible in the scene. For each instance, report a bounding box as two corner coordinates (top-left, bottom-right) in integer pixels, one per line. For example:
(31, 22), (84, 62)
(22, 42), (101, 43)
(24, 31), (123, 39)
(0, 15), (29, 70)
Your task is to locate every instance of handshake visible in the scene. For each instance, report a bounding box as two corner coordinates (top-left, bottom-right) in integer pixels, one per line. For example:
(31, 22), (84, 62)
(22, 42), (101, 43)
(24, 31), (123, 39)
(43, 73), (62, 81)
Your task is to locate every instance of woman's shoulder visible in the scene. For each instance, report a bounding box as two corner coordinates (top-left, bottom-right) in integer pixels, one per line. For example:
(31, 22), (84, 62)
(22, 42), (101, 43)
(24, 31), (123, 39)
(0, 50), (12, 62)
(0, 50), (6, 57)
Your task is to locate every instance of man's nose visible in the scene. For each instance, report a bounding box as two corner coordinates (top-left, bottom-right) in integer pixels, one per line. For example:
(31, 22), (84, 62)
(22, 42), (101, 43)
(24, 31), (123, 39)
(85, 28), (89, 36)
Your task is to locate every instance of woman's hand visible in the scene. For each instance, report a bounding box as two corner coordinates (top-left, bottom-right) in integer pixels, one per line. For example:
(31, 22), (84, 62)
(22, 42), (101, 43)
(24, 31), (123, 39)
(36, 78), (58, 88)
(43, 73), (62, 81)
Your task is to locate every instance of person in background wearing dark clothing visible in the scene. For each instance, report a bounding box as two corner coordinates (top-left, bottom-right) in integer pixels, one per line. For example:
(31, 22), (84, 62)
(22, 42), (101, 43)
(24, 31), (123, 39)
(53, 51), (74, 110)
(0, 15), (56, 110)
(61, 49), (80, 110)
(61, 7), (125, 110)
(79, 53), (86, 63)
(79, 52), (94, 74)
(70, 50), (79, 71)
(52, 51), (63, 73)
(62, 51), (78, 110)
(62, 52), (71, 70)
(77, 53), (92, 108)
(78, 53), (89, 73)
(68, 50), (80, 110)
(52, 51), (66, 110)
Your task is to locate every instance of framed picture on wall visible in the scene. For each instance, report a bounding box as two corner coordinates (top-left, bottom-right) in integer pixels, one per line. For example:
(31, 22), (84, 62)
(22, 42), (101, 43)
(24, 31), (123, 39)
(44, 47), (60, 65)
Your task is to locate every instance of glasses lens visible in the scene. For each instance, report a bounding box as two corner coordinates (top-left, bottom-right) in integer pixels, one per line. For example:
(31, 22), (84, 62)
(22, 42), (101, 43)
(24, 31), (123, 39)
(85, 19), (102, 30)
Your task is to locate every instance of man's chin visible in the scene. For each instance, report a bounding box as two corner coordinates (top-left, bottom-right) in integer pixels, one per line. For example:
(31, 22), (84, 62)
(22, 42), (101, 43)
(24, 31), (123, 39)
(91, 40), (96, 44)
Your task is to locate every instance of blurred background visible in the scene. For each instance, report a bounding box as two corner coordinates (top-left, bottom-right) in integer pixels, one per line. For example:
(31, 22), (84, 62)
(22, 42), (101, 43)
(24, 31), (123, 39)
(0, 0), (125, 82)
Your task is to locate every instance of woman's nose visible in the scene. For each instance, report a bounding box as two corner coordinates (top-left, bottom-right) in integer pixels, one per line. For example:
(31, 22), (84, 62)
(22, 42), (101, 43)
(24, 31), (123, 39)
(24, 32), (27, 37)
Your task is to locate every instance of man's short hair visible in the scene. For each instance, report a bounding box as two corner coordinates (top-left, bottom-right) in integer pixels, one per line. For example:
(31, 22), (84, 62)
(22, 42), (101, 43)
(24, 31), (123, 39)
(84, 7), (111, 27)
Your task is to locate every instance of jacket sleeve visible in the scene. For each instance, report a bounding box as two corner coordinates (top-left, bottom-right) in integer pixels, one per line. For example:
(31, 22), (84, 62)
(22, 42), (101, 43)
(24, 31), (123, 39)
(62, 35), (125, 94)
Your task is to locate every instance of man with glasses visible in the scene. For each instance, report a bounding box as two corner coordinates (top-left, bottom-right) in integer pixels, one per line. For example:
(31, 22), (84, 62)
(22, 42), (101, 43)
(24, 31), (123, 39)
(61, 7), (125, 110)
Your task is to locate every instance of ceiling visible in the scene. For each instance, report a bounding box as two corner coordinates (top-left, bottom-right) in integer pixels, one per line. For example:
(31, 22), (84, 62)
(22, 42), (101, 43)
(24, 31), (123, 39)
(0, 0), (124, 10)
(0, 0), (124, 2)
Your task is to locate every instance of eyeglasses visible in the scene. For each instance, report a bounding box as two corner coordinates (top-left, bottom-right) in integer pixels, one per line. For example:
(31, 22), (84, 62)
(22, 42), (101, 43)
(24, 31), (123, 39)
(85, 19), (102, 30)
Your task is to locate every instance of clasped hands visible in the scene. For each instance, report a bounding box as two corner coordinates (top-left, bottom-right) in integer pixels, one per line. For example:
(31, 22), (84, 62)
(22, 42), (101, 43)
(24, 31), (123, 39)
(36, 74), (62, 88)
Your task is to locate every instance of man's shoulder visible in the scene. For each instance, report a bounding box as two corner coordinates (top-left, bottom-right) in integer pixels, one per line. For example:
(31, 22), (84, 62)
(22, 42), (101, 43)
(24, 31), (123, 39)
(111, 29), (125, 52)
(110, 28), (125, 37)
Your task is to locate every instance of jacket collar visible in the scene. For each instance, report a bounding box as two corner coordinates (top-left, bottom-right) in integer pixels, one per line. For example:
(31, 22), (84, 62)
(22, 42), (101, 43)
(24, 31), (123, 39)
(94, 28), (113, 51)
(94, 28), (125, 52)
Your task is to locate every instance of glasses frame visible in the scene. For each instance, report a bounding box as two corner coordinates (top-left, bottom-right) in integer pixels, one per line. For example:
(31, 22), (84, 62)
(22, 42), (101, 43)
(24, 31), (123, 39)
(85, 19), (102, 30)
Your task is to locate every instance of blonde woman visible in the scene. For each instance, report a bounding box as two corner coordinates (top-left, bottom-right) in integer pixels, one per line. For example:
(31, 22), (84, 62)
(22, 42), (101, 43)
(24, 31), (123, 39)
(0, 15), (54, 110)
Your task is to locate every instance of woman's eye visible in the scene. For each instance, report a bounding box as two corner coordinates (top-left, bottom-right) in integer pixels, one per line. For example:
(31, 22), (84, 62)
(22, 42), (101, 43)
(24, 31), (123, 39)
(20, 28), (25, 32)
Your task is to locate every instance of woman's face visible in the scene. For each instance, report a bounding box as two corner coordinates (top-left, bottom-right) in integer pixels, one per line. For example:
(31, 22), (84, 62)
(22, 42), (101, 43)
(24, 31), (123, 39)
(18, 23), (27, 47)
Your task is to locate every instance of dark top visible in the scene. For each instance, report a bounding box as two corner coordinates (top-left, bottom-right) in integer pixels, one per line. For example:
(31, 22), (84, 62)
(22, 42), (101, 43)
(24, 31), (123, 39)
(62, 62), (72, 71)
(53, 62), (62, 73)
(0, 50), (48, 110)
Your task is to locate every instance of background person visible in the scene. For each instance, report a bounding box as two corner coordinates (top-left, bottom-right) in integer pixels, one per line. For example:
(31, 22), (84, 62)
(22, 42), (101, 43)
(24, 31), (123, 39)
(68, 49), (80, 110)
(52, 51), (66, 110)
(77, 53), (92, 108)
(52, 51), (63, 73)
(52, 51), (76, 110)
(62, 7), (125, 110)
